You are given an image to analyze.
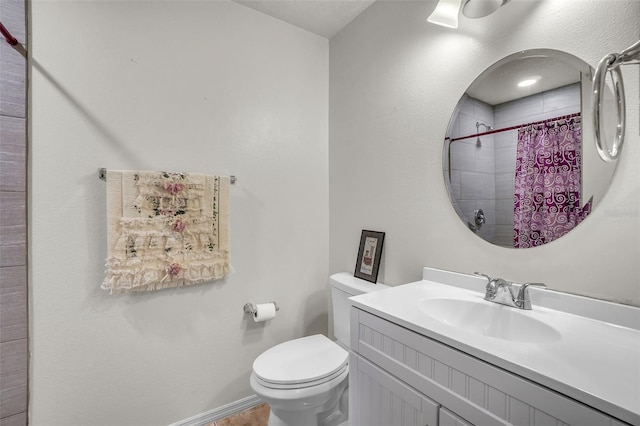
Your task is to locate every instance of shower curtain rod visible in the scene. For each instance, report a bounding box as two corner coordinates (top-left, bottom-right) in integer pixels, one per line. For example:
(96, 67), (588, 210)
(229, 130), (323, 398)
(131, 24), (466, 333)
(0, 21), (18, 45)
(448, 112), (581, 143)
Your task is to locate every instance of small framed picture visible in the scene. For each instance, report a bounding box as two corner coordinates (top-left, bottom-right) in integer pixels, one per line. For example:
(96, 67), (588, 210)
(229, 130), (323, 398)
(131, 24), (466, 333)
(354, 230), (385, 283)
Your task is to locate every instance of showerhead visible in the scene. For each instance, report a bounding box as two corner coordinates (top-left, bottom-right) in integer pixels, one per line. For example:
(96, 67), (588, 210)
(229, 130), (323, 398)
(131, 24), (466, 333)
(476, 121), (493, 147)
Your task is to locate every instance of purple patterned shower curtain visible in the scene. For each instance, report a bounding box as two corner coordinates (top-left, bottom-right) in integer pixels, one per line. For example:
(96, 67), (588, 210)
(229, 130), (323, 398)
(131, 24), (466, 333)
(513, 117), (591, 248)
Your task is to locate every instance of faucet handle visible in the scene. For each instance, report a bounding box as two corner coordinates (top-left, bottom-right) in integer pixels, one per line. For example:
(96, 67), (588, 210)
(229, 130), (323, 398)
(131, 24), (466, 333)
(474, 272), (498, 301)
(516, 282), (547, 310)
(473, 272), (491, 282)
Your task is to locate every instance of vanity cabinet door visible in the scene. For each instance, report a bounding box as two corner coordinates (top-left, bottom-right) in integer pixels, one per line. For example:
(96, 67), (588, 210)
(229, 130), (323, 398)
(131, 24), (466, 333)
(439, 408), (473, 426)
(350, 353), (439, 426)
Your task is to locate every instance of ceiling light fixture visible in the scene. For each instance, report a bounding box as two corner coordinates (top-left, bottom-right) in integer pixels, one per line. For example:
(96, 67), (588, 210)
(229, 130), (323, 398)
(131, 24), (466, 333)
(462, 0), (509, 19)
(428, 0), (509, 28)
(427, 0), (463, 29)
(518, 78), (538, 87)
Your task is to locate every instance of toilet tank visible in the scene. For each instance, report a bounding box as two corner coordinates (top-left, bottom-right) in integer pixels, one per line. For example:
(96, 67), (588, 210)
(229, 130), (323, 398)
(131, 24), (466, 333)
(330, 272), (389, 348)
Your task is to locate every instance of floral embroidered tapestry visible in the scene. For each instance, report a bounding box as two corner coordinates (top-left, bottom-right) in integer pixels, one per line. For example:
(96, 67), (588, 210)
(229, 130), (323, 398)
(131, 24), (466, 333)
(102, 170), (230, 293)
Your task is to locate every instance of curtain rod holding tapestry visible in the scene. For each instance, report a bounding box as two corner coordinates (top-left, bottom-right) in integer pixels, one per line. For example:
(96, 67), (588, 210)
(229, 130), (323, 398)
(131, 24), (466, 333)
(447, 112), (581, 143)
(98, 168), (237, 185)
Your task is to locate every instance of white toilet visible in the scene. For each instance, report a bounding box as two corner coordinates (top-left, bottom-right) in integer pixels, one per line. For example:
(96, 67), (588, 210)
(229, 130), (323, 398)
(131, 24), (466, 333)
(250, 272), (389, 426)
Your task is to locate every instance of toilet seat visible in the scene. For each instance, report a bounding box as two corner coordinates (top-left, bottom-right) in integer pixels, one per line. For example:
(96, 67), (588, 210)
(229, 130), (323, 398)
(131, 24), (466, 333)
(252, 334), (348, 390)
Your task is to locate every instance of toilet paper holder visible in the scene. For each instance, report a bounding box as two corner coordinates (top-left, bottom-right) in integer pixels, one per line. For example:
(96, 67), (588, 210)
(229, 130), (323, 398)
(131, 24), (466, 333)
(243, 302), (280, 315)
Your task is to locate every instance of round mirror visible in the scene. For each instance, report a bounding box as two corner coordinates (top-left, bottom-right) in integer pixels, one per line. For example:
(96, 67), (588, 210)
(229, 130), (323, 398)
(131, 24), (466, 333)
(443, 49), (618, 248)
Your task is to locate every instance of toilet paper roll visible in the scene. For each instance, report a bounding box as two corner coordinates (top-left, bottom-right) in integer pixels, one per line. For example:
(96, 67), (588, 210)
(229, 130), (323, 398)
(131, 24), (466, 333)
(253, 303), (277, 322)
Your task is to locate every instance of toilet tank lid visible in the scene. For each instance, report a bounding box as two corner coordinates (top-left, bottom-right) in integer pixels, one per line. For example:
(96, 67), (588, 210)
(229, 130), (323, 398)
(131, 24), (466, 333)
(330, 272), (390, 296)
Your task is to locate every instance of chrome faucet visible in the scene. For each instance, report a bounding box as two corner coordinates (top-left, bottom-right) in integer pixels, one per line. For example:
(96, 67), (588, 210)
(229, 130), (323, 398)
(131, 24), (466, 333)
(474, 273), (547, 310)
(516, 282), (548, 310)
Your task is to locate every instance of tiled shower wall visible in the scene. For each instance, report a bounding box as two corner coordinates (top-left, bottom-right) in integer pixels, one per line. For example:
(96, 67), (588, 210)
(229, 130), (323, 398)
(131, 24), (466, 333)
(0, 0), (28, 424)
(446, 94), (497, 243)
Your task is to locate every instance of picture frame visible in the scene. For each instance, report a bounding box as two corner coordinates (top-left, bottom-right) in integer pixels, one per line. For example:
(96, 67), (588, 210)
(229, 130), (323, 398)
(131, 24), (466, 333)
(354, 230), (385, 283)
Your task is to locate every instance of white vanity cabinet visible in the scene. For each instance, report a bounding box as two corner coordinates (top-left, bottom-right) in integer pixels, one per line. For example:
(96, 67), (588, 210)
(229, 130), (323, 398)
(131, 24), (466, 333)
(350, 354), (439, 426)
(438, 408), (473, 426)
(349, 307), (630, 426)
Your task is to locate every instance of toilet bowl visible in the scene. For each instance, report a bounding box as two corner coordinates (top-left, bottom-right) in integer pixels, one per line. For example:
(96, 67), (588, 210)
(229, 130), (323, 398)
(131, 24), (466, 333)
(249, 273), (389, 426)
(250, 334), (349, 426)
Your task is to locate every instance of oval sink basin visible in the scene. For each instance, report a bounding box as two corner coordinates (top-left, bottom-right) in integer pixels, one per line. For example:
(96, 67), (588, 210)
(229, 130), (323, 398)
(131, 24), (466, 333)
(418, 297), (561, 343)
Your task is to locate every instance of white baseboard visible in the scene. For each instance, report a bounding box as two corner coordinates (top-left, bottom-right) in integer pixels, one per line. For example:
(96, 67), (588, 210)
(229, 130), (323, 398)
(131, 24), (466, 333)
(169, 394), (264, 426)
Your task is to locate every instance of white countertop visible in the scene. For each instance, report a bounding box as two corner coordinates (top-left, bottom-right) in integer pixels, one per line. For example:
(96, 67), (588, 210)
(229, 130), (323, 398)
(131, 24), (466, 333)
(349, 270), (640, 425)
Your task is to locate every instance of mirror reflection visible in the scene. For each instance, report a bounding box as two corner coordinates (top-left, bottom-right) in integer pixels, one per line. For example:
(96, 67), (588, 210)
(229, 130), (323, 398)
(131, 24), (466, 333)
(443, 49), (617, 248)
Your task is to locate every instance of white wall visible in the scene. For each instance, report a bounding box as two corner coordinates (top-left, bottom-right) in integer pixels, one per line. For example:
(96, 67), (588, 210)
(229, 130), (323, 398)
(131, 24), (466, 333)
(30, 1), (328, 424)
(330, 0), (640, 305)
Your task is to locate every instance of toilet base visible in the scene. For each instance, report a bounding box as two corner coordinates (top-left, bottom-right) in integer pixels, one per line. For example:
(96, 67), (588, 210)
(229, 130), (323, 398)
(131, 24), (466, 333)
(252, 372), (349, 426)
(267, 388), (347, 426)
